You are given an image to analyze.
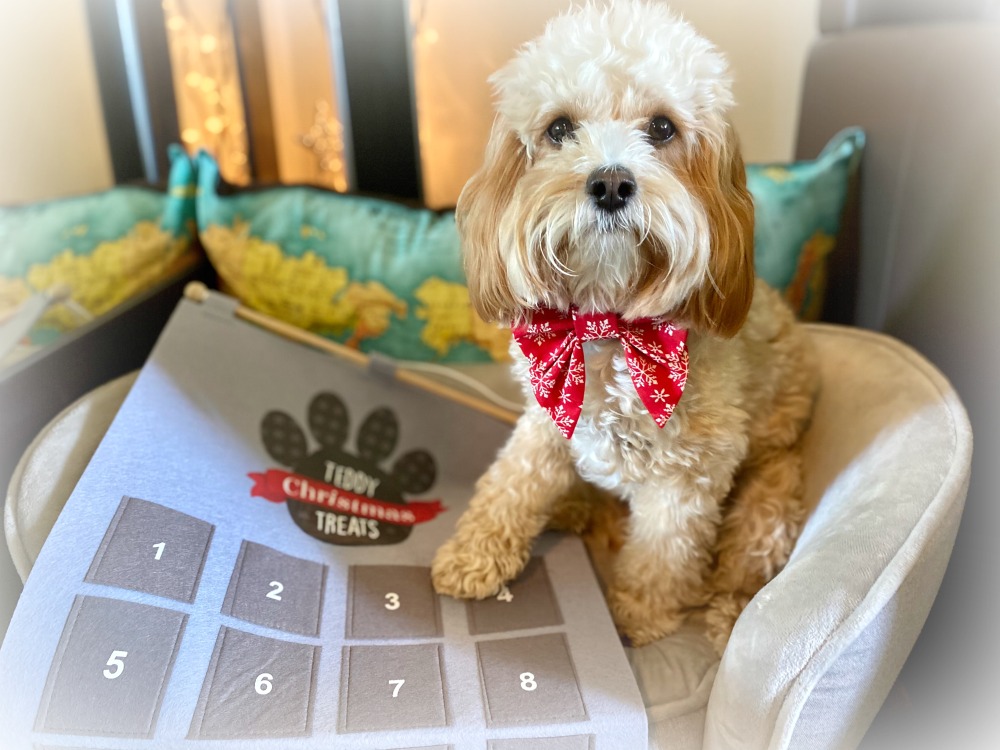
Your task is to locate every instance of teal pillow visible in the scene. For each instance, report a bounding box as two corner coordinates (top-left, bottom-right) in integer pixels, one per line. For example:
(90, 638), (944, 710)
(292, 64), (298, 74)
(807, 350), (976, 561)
(0, 145), (198, 343)
(196, 151), (510, 364)
(196, 128), (863, 362)
(749, 127), (865, 320)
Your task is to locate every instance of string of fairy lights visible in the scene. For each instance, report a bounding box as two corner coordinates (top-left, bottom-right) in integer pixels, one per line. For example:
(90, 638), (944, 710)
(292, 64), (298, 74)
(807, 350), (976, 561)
(162, 0), (251, 184)
(159, 0), (439, 192)
(299, 0), (347, 191)
(161, 0), (350, 190)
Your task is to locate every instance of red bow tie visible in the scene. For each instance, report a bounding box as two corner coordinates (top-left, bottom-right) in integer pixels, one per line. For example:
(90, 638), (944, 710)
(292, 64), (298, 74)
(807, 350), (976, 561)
(511, 307), (689, 439)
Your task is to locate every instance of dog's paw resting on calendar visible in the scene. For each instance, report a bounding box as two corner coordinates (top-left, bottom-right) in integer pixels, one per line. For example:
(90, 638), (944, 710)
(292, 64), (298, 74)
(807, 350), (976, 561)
(431, 0), (819, 654)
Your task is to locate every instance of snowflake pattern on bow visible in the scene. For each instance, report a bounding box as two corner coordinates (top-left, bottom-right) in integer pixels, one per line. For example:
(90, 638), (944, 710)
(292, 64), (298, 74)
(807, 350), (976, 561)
(583, 319), (615, 340)
(650, 389), (669, 403)
(512, 307), (689, 439)
(548, 404), (577, 432)
(665, 346), (689, 388)
(525, 321), (555, 345)
(566, 355), (586, 386)
(627, 356), (659, 388)
(530, 367), (553, 400)
(652, 402), (677, 427)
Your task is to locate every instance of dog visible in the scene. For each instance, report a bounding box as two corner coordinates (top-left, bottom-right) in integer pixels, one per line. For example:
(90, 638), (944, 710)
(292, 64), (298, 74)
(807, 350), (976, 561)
(430, 0), (819, 653)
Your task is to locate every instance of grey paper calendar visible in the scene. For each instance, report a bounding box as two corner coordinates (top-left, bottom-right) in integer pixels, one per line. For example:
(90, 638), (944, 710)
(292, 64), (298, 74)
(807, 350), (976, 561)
(0, 292), (647, 749)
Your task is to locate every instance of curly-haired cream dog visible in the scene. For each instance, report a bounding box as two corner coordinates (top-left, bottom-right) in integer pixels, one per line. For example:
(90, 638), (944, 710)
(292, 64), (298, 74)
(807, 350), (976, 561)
(430, 0), (819, 653)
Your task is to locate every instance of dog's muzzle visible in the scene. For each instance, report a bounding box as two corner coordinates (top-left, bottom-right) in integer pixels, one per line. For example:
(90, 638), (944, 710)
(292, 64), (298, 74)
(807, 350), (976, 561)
(586, 166), (636, 213)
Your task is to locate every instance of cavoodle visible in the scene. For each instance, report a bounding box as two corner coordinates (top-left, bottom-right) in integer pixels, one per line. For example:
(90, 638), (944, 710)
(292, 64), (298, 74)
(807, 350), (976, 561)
(431, 0), (818, 653)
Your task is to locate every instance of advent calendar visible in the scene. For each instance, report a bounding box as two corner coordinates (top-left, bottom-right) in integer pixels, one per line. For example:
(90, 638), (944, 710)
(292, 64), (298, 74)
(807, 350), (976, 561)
(0, 290), (647, 749)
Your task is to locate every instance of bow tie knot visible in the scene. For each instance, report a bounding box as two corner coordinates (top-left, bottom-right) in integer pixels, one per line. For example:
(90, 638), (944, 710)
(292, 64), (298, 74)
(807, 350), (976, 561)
(512, 307), (689, 439)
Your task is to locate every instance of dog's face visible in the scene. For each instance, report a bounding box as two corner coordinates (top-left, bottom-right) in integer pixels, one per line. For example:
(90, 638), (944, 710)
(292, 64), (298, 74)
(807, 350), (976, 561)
(458, 1), (755, 336)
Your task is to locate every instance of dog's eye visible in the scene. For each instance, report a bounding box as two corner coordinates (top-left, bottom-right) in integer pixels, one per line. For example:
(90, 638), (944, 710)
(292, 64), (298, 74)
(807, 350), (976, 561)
(546, 117), (576, 144)
(647, 115), (677, 143)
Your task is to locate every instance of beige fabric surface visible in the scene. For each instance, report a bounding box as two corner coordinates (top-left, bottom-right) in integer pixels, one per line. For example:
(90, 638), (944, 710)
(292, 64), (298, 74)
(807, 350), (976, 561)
(3, 371), (138, 580)
(706, 325), (970, 750)
(4, 324), (972, 750)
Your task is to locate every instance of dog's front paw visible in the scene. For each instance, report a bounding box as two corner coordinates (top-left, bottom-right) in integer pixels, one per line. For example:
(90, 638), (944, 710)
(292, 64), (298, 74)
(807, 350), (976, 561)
(431, 535), (528, 600)
(609, 586), (686, 647)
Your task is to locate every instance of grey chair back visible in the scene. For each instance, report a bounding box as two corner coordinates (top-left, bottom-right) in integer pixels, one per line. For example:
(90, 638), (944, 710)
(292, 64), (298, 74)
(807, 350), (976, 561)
(795, 1), (1000, 744)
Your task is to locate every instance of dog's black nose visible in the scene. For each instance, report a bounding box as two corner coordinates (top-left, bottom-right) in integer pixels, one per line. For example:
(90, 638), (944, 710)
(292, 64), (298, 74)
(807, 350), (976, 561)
(587, 166), (636, 213)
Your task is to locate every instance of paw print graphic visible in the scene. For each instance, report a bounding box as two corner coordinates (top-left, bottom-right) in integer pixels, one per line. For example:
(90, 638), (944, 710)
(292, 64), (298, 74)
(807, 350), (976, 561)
(259, 392), (438, 546)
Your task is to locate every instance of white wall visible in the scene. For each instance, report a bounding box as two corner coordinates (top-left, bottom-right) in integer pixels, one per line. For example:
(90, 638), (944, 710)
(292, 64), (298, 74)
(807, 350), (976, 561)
(412, 0), (820, 208)
(0, 0), (113, 637)
(0, 0), (113, 204)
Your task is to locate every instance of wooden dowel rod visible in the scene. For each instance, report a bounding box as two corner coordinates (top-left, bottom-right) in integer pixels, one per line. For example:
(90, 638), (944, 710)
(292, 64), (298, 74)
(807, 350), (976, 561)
(184, 282), (520, 425)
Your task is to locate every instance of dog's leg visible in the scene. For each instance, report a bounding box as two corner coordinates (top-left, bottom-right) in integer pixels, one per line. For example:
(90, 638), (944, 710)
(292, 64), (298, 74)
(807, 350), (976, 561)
(431, 407), (578, 599)
(608, 479), (726, 647)
(548, 482), (628, 596)
(704, 321), (817, 653)
(704, 447), (806, 654)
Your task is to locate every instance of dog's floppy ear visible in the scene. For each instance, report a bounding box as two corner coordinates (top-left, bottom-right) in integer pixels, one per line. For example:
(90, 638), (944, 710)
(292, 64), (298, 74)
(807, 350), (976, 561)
(457, 119), (527, 324)
(680, 122), (755, 338)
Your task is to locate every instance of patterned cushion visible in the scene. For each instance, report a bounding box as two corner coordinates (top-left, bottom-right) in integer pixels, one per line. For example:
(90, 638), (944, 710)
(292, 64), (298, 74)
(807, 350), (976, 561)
(196, 152), (508, 364)
(749, 127), (865, 320)
(0, 146), (198, 346)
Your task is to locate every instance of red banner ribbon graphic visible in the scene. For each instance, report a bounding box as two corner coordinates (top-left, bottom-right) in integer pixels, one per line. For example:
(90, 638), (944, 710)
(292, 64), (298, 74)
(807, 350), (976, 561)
(248, 469), (445, 526)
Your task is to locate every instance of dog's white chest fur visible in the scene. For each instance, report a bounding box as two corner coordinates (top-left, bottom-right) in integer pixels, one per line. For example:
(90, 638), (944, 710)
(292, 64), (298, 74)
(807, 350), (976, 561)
(564, 330), (755, 504)
(431, 0), (818, 652)
(569, 339), (687, 492)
